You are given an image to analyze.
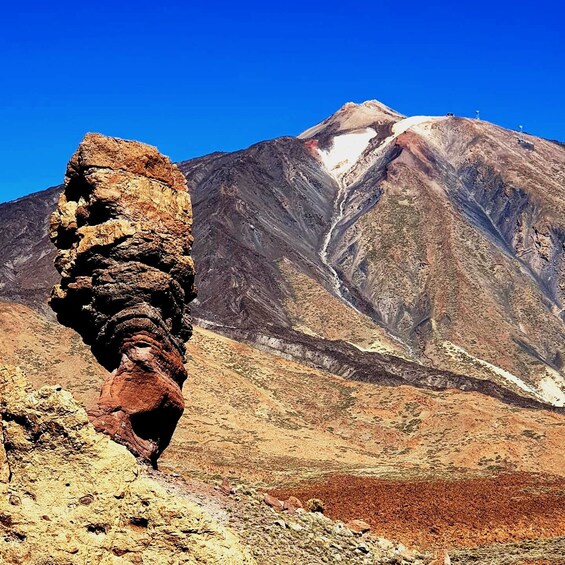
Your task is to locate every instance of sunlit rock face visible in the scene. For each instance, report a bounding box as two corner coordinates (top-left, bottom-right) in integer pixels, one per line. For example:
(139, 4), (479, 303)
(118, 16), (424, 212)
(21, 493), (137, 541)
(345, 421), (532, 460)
(0, 366), (251, 564)
(49, 133), (196, 465)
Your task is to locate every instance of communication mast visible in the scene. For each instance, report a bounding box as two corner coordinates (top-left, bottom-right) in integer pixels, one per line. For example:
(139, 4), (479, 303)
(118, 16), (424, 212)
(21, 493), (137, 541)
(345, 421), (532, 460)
(518, 125), (524, 143)
(475, 110), (480, 120)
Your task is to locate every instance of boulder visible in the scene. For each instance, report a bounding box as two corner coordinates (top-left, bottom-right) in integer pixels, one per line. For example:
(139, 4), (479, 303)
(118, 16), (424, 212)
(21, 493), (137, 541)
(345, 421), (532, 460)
(263, 493), (284, 511)
(0, 366), (252, 564)
(49, 133), (196, 465)
(283, 495), (303, 513)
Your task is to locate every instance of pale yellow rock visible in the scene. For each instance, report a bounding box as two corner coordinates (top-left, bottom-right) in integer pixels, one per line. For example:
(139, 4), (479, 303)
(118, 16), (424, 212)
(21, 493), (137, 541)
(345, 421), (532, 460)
(0, 365), (253, 564)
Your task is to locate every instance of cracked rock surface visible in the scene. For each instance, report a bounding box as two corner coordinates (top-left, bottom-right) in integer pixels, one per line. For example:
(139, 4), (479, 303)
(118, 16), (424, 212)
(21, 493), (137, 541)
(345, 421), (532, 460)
(49, 133), (196, 464)
(0, 366), (251, 564)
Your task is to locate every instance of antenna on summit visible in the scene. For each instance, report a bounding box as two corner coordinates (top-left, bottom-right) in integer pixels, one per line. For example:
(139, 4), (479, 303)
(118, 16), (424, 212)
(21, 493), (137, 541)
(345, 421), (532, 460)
(475, 110), (480, 120)
(518, 125), (524, 143)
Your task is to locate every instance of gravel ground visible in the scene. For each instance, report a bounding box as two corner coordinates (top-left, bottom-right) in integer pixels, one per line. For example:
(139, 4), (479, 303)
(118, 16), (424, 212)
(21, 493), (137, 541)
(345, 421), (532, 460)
(153, 470), (565, 564)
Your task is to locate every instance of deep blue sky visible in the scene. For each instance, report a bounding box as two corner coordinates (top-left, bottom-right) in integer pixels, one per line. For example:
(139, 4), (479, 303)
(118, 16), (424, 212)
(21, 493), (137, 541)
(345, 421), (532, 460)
(0, 0), (563, 203)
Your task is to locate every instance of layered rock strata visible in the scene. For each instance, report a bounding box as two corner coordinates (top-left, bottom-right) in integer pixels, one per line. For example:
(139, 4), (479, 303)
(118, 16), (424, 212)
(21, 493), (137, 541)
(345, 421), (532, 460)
(49, 133), (196, 464)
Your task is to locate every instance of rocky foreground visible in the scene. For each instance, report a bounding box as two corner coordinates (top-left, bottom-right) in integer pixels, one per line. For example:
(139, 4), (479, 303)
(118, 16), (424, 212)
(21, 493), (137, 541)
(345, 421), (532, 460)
(0, 365), (438, 564)
(1, 365), (562, 564)
(1, 300), (564, 563)
(0, 366), (250, 564)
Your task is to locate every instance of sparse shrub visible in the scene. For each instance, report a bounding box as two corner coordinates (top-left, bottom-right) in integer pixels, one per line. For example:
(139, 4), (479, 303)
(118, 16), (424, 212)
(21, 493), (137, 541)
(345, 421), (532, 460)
(305, 498), (325, 513)
(522, 429), (544, 440)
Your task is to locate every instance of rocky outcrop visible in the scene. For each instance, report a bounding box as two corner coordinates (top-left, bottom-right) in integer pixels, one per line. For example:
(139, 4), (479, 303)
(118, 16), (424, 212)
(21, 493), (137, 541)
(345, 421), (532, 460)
(0, 366), (252, 564)
(209, 324), (564, 413)
(49, 133), (196, 464)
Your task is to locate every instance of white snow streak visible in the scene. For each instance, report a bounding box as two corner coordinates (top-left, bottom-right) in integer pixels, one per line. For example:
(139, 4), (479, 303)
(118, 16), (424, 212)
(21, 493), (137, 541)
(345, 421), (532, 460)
(318, 128), (377, 182)
(537, 370), (565, 407)
(317, 116), (442, 305)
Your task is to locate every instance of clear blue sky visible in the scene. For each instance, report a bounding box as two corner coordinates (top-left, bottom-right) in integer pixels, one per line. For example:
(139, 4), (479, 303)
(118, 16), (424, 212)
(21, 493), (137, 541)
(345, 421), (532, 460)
(0, 0), (563, 203)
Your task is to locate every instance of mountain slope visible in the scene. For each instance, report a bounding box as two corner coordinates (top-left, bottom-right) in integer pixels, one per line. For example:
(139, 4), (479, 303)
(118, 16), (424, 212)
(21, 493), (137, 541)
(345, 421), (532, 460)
(0, 185), (60, 313)
(1, 101), (565, 408)
(181, 102), (565, 407)
(319, 113), (565, 406)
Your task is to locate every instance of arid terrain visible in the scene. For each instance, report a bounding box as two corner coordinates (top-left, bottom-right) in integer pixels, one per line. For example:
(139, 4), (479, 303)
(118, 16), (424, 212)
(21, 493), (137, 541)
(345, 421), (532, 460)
(2, 300), (564, 561)
(270, 473), (565, 549)
(1, 101), (565, 563)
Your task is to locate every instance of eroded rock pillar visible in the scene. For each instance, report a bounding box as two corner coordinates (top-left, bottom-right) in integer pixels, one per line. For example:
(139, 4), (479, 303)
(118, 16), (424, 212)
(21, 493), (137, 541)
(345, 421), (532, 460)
(50, 133), (196, 465)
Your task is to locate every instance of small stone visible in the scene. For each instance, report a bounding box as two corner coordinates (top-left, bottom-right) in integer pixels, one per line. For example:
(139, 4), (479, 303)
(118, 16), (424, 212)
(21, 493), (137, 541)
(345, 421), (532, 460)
(356, 543), (370, 554)
(395, 543), (407, 553)
(79, 494), (94, 505)
(288, 521), (303, 532)
(8, 495), (21, 506)
(274, 519), (287, 528)
(398, 548), (416, 562)
(346, 519), (371, 534)
(263, 493), (284, 511)
(333, 522), (354, 537)
(377, 537), (394, 551)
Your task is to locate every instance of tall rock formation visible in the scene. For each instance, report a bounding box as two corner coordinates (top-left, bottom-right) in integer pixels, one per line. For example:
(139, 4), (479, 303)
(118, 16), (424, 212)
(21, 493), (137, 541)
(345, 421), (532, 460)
(49, 133), (196, 465)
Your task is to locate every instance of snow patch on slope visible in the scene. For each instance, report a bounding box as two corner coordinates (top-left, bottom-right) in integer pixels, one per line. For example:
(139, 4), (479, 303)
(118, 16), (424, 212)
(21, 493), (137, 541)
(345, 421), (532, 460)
(318, 128), (377, 182)
(368, 115), (443, 156)
(537, 368), (565, 407)
(392, 115), (441, 136)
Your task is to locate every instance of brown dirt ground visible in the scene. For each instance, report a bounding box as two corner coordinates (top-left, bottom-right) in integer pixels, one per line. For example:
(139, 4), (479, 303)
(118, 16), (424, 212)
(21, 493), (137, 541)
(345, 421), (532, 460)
(3, 302), (564, 484)
(270, 472), (565, 550)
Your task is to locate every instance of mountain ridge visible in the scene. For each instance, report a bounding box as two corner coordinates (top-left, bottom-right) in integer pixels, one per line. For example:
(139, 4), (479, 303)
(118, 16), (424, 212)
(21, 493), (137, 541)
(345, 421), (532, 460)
(1, 100), (565, 408)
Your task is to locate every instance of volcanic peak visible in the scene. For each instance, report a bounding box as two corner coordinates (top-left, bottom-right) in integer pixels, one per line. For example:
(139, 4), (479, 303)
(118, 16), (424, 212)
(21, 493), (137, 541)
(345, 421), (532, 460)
(298, 99), (404, 140)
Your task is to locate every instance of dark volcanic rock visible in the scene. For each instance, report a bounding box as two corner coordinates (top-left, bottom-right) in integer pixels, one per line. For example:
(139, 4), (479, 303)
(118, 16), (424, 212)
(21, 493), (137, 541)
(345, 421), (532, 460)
(0, 186), (59, 312)
(49, 133), (196, 465)
(179, 136), (338, 329)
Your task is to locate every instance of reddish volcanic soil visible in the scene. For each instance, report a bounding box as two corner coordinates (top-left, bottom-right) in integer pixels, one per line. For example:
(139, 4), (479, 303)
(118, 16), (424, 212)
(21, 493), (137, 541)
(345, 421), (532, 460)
(270, 473), (565, 550)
